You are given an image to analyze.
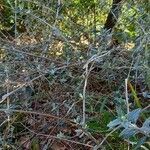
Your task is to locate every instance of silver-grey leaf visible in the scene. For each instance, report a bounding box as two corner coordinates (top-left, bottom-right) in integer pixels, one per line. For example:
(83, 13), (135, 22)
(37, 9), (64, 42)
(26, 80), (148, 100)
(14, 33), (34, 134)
(127, 108), (141, 123)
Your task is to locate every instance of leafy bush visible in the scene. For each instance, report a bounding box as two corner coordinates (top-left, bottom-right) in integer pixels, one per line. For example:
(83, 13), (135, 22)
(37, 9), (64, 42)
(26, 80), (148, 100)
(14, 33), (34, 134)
(0, 0), (149, 149)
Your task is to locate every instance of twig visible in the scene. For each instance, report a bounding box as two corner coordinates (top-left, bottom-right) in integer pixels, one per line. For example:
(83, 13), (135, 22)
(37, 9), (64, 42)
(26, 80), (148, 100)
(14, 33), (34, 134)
(0, 109), (76, 125)
(6, 66), (10, 123)
(0, 65), (74, 103)
(94, 125), (121, 150)
(21, 123), (94, 148)
(82, 50), (112, 126)
(82, 62), (94, 126)
(14, 0), (17, 39)
(125, 78), (129, 113)
(142, 104), (150, 112)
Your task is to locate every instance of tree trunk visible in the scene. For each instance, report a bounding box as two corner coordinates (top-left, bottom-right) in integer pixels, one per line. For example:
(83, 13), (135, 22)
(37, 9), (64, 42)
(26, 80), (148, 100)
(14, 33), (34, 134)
(104, 0), (123, 32)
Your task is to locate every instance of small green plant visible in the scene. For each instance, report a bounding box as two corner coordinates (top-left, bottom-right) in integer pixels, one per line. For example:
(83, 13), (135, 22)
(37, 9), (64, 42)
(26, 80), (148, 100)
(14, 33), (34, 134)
(107, 108), (150, 149)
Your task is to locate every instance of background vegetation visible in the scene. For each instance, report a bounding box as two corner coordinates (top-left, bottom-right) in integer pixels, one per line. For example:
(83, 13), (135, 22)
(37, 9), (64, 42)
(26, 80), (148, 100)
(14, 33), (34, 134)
(0, 0), (149, 149)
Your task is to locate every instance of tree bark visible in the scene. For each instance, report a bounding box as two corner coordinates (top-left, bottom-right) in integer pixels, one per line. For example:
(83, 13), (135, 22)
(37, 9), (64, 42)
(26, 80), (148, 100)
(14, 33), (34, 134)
(104, 0), (123, 32)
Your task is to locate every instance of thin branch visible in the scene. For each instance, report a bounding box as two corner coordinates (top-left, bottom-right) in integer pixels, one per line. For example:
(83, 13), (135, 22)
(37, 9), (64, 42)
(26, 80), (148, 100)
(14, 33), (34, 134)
(21, 123), (94, 148)
(0, 109), (76, 125)
(125, 78), (129, 113)
(94, 125), (121, 150)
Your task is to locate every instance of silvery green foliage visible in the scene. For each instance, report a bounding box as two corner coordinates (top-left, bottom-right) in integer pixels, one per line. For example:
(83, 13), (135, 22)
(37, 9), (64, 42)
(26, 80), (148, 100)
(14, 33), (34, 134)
(127, 108), (141, 124)
(107, 108), (150, 149)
